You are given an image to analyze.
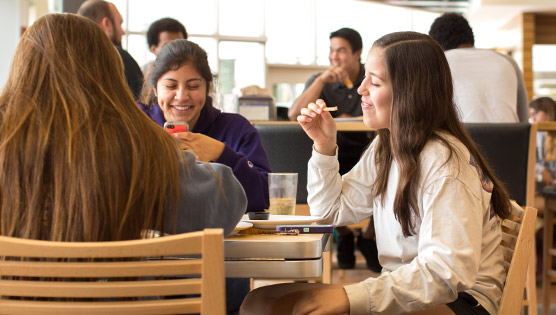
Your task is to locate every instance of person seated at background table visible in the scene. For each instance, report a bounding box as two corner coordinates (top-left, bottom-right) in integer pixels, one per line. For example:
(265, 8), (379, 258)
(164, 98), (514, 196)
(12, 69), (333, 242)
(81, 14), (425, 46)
(0, 13), (246, 242)
(142, 17), (187, 74)
(138, 39), (272, 213)
(240, 31), (514, 315)
(530, 96), (556, 190)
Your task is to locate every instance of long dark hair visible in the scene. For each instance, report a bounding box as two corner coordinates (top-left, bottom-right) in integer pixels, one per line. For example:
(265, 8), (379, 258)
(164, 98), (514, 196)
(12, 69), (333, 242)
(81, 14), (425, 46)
(370, 32), (510, 236)
(141, 39), (213, 109)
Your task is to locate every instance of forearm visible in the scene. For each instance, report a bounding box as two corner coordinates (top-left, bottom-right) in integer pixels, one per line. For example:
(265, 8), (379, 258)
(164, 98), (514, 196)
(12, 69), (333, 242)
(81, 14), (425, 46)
(288, 78), (325, 121)
(307, 146), (374, 226)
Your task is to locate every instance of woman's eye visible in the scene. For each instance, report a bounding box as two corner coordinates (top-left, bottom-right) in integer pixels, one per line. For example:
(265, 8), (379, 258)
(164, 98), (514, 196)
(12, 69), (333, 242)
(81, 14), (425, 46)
(164, 85), (176, 89)
(187, 85), (200, 90)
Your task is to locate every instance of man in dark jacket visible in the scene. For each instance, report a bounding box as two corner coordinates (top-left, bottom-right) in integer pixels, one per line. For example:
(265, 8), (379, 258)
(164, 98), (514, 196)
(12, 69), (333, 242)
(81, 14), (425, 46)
(78, 0), (143, 100)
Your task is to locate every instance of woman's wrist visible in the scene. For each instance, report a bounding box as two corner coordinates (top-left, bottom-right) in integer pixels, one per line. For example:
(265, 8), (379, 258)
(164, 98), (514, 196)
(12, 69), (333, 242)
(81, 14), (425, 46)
(314, 142), (337, 156)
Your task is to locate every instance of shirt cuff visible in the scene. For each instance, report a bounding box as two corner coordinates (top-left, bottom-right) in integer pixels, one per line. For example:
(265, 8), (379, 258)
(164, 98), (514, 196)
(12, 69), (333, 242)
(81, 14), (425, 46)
(344, 282), (372, 315)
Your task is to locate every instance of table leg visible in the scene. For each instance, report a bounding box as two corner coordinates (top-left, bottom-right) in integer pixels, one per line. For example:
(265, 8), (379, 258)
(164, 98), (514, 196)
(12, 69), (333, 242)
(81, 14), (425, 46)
(322, 248), (331, 284)
(543, 200), (554, 315)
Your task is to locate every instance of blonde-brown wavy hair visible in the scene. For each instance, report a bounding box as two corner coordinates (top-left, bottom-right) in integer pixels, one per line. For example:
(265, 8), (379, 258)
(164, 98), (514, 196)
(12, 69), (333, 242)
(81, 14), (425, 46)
(0, 13), (184, 242)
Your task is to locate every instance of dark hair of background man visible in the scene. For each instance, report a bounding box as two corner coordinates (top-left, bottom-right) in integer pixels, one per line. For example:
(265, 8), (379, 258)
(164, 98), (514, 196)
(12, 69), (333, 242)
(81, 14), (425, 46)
(330, 27), (363, 54)
(429, 13), (475, 51)
(147, 18), (188, 49)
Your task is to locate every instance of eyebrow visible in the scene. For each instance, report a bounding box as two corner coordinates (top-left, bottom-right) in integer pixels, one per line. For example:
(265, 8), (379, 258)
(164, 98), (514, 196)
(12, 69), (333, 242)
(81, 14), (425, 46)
(161, 78), (203, 83)
(370, 71), (384, 80)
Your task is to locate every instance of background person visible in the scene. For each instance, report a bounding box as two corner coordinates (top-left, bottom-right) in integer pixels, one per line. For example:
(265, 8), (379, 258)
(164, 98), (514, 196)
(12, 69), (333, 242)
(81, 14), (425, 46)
(289, 27), (379, 272)
(0, 13), (246, 243)
(429, 13), (528, 123)
(530, 96), (556, 189)
(241, 31), (512, 315)
(139, 39), (271, 214)
(139, 39), (271, 313)
(143, 17), (188, 73)
(78, 0), (144, 100)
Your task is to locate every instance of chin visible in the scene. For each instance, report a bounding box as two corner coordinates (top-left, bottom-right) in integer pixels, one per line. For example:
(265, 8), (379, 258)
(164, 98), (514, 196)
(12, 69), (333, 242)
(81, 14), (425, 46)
(363, 117), (388, 130)
(363, 116), (374, 128)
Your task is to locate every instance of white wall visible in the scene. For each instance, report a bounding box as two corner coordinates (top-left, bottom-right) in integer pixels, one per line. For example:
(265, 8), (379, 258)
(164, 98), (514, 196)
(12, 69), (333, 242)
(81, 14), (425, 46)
(0, 0), (21, 89)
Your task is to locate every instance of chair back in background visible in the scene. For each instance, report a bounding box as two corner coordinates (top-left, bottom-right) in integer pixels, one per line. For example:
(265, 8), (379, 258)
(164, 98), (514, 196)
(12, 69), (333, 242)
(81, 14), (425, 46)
(463, 123), (536, 207)
(255, 123), (313, 204)
(0, 229), (225, 315)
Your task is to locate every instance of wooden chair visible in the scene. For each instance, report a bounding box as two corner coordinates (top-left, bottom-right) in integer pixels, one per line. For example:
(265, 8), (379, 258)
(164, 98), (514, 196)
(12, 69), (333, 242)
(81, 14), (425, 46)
(465, 122), (538, 314)
(500, 206), (538, 314)
(0, 229), (225, 314)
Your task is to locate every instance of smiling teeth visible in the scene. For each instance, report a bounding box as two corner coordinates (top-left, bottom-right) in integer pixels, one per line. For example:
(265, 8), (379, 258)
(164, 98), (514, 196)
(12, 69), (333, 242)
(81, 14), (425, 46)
(174, 105), (191, 110)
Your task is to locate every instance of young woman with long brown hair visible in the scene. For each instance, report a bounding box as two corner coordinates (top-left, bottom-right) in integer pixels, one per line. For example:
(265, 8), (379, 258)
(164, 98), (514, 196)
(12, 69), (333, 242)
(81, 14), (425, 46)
(0, 13), (246, 242)
(240, 31), (513, 315)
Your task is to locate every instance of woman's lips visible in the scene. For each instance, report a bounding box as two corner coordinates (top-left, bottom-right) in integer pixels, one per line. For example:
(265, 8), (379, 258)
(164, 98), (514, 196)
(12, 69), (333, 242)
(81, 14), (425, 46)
(172, 105), (192, 111)
(361, 101), (374, 110)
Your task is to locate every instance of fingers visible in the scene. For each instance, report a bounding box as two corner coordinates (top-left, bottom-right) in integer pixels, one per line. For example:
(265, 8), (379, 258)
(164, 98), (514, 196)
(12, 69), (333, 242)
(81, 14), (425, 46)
(325, 66), (347, 84)
(174, 131), (195, 141)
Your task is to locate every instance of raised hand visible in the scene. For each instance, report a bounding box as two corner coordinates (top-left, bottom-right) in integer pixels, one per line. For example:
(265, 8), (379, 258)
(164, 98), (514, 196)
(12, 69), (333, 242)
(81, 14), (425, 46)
(297, 99), (337, 156)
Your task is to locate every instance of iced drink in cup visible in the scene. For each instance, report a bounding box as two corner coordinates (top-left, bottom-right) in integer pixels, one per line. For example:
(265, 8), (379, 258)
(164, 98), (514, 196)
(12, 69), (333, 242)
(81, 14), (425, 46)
(268, 173), (298, 215)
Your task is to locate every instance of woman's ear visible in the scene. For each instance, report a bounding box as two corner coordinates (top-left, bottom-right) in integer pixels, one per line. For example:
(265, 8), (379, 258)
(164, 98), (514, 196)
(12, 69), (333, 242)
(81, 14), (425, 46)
(153, 87), (157, 97)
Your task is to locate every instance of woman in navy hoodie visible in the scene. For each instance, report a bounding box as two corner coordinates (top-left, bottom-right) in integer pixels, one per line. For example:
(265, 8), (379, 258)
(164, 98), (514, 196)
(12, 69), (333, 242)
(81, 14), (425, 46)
(138, 39), (271, 214)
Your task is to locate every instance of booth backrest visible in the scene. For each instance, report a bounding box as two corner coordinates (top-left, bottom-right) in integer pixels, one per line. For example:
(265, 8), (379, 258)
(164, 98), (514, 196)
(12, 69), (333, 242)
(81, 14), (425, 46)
(255, 124), (313, 204)
(255, 123), (375, 204)
(255, 122), (534, 207)
(463, 123), (535, 207)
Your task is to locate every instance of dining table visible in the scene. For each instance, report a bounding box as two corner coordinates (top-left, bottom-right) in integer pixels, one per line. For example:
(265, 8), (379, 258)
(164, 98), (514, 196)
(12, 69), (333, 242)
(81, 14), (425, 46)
(224, 207), (332, 284)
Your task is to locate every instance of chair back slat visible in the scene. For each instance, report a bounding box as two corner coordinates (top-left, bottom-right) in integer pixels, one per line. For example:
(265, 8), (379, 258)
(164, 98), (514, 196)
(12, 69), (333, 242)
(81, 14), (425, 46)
(0, 232), (203, 258)
(0, 229), (225, 315)
(0, 278), (201, 298)
(499, 206), (538, 315)
(0, 260), (201, 278)
(0, 298), (202, 314)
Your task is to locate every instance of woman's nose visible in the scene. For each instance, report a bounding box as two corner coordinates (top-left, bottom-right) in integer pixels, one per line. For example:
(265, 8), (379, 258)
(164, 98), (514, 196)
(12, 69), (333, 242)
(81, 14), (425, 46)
(357, 78), (368, 95)
(175, 87), (188, 101)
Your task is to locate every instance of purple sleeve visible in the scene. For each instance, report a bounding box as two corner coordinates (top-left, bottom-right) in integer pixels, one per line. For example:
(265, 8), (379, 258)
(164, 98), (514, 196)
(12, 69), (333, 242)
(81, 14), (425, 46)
(216, 128), (271, 212)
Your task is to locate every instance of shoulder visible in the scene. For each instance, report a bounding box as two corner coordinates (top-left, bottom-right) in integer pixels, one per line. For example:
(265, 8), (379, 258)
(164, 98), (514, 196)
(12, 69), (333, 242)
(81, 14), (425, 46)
(115, 46), (132, 59)
(419, 133), (470, 174)
(306, 72), (323, 85)
(447, 48), (512, 66)
(419, 133), (494, 197)
(216, 112), (253, 128)
(211, 112), (259, 138)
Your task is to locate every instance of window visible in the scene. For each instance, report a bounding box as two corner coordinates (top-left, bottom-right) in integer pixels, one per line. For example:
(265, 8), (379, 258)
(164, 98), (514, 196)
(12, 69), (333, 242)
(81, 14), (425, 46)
(113, 0), (439, 105)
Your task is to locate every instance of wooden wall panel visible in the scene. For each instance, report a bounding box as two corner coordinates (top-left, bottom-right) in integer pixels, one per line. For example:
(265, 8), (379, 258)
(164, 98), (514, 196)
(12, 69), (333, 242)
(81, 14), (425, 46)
(522, 13), (535, 102)
(535, 14), (556, 44)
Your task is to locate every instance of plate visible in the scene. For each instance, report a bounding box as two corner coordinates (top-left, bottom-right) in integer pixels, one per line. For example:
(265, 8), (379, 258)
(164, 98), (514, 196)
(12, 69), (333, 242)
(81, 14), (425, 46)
(241, 214), (321, 229)
(231, 221), (253, 235)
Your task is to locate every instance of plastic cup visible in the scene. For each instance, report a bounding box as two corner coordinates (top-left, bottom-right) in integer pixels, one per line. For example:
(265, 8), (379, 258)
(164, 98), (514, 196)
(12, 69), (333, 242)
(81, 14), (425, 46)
(268, 173), (298, 215)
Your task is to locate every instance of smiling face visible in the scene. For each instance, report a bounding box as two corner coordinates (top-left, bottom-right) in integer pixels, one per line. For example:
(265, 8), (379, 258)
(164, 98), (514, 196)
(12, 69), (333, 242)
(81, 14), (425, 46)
(329, 37), (360, 72)
(357, 47), (393, 130)
(155, 63), (206, 129)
